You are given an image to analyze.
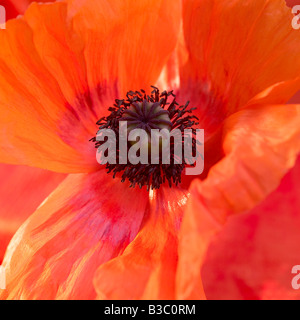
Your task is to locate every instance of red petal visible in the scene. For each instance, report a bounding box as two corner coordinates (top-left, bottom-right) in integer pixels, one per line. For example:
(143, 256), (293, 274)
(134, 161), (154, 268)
(68, 0), (181, 98)
(0, 0), (180, 173)
(180, 0), (300, 137)
(177, 104), (300, 299)
(0, 171), (149, 299)
(0, 164), (65, 264)
(1, 1), (18, 20)
(2, 1), (53, 19)
(202, 156), (300, 300)
(286, 0), (300, 7)
(93, 187), (189, 300)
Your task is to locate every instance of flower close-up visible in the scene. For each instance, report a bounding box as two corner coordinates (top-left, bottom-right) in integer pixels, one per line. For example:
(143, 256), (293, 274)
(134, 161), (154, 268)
(0, 0), (300, 301)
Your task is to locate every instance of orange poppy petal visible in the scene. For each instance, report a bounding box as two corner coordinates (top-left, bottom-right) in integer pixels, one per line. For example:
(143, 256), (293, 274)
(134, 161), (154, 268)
(0, 163), (65, 264)
(156, 25), (188, 91)
(0, 171), (149, 300)
(93, 187), (189, 300)
(0, 3), (97, 173)
(180, 0), (300, 135)
(0, 0), (180, 172)
(202, 156), (300, 300)
(243, 77), (300, 108)
(68, 0), (181, 98)
(176, 104), (300, 299)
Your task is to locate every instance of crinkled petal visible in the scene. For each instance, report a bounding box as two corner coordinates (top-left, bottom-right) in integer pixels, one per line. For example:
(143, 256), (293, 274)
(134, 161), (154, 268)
(68, 0), (181, 98)
(244, 77), (300, 108)
(177, 104), (300, 299)
(180, 0), (300, 136)
(202, 156), (300, 300)
(93, 187), (189, 300)
(0, 171), (149, 300)
(0, 163), (65, 264)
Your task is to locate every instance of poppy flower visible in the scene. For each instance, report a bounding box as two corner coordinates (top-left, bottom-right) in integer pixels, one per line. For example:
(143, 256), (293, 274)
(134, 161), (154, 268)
(0, 0), (300, 300)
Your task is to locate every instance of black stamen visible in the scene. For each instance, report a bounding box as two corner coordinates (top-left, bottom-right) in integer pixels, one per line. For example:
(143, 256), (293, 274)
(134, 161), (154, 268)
(91, 87), (199, 190)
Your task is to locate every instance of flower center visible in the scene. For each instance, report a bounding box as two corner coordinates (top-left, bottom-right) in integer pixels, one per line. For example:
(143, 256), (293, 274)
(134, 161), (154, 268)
(91, 86), (199, 190)
(122, 100), (172, 135)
